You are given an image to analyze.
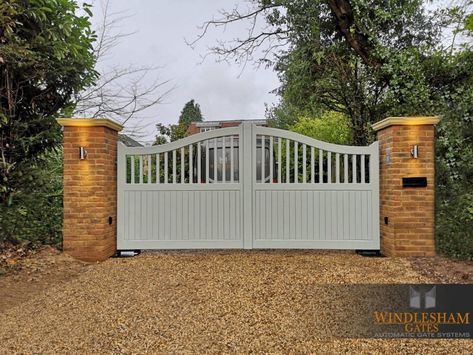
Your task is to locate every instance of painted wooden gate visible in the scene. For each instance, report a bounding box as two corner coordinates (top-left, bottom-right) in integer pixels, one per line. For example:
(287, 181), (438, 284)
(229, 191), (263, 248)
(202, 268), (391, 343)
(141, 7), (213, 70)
(117, 123), (379, 250)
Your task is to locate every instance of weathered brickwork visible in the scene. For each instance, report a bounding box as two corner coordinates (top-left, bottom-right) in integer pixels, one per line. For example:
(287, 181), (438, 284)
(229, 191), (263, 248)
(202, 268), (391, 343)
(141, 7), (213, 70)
(373, 117), (439, 257)
(58, 119), (122, 262)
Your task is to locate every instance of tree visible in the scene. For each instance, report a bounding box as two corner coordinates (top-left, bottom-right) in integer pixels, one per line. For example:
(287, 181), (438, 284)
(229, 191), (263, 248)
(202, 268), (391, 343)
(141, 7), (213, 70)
(0, 0), (97, 205)
(154, 122), (188, 145)
(290, 112), (352, 145)
(154, 99), (203, 144)
(73, 0), (172, 139)
(192, 0), (441, 145)
(178, 99), (203, 126)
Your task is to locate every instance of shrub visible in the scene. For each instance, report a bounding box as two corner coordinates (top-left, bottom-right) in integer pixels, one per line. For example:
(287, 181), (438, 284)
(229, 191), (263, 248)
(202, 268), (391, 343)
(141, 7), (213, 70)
(290, 111), (352, 145)
(0, 150), (63, 248)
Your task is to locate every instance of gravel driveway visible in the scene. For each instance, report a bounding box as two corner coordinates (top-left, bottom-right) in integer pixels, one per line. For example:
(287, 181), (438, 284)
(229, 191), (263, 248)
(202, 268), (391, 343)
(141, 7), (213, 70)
(0, 250), (471, 353)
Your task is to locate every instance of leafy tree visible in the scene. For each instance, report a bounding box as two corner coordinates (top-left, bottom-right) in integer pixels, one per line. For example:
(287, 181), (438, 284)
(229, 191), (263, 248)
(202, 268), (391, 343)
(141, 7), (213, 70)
(431, 50), (473, 260)
(193, 0), (441, 145)
(153, 133), (168, 146)
(291, 112), (352, 145)
(154, 122), (188, 145)
(154, 99), (203, 144)
(0, 0), (97, 205)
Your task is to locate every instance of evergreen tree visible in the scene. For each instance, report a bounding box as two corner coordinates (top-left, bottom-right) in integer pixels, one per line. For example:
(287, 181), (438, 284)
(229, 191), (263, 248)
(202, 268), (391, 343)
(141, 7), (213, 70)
(178, 100), (203, 125)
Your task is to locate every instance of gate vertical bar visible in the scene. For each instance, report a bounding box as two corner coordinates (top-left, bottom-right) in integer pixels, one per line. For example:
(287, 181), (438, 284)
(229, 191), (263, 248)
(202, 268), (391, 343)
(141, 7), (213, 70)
(189, 144), (193, 184)
(261, 135), (265, 183)
(230, 137), (234, 183)
(117, 142), (126, 251)
(277, 138), (282, 183)
(242, 122), (253, 249)
(269, 136), (273, 183)
(370, 141), (380, 248)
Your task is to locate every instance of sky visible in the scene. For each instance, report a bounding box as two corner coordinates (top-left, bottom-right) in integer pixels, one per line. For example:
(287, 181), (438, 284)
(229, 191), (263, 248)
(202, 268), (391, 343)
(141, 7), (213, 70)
(90, 0), (281, 144)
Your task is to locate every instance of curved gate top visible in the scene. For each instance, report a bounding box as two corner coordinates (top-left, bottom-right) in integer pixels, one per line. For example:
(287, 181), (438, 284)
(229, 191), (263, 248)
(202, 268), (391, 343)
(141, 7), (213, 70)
(117, 122), (379, 250)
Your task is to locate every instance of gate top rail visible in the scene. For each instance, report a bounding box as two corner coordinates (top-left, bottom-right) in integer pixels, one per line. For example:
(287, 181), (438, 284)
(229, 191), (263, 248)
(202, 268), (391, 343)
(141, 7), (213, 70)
(254, 126), (378, 155)
(120, 126), (240, 154)
(118, 126), (241, 185)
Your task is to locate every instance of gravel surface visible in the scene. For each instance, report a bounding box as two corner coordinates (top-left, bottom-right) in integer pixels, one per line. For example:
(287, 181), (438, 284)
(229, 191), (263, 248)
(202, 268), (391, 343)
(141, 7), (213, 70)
(0, 247), (90, 311)
(0, 250), (471, 354)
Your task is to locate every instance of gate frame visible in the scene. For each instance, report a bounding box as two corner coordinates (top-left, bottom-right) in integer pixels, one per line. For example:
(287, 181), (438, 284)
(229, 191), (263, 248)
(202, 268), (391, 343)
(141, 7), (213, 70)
(117, 122), (380, 250)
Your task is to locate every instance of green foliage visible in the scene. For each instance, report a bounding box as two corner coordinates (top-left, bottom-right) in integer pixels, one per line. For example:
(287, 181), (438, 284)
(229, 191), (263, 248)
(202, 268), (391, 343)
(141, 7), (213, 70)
(153, 134), (168, 146)
(179, 99), (203, 126)
(0, 149), (63, 246)
(466, 13), (473, 30)
(154, 99), (203, 144)
(266, 0), (440, 145)
(433, 52), (473, 260)
(0, 0), (97, 205)
(290, 111), (352, 145)
(154, 122), (188, 145)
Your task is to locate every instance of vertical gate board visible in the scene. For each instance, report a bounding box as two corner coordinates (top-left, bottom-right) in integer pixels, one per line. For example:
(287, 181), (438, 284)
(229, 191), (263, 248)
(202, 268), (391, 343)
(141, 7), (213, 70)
(242, 122), (253, 249)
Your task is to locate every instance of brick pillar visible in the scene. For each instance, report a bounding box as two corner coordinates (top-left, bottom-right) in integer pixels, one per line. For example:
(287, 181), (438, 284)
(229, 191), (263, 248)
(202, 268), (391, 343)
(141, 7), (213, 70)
(372, 116), (440, 257)
(57, 118), (123, 262)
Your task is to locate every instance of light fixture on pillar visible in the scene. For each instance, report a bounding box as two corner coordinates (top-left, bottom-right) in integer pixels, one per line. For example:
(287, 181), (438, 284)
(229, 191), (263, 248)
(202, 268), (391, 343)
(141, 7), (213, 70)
(79, 146), (88, 160)
(410, 145), (419, 159)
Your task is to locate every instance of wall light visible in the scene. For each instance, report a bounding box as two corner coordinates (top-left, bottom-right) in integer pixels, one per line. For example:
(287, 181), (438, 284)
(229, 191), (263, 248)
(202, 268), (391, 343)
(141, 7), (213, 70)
(410, 145), (419, 159)
(79, 146), (88, 160)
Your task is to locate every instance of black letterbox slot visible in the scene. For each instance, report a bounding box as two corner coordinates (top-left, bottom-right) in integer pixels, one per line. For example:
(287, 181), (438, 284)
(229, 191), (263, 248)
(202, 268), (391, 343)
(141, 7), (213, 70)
(402, 177), (427, 188)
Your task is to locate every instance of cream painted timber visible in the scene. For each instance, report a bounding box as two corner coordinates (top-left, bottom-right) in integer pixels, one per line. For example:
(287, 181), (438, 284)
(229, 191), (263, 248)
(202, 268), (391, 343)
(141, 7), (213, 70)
(117, 123), (380, 250)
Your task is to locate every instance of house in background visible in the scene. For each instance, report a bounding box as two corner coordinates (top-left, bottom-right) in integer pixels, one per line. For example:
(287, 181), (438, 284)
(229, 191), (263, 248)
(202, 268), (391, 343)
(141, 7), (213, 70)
(187, 119), (267, 135)
(118, 134), (143, 147)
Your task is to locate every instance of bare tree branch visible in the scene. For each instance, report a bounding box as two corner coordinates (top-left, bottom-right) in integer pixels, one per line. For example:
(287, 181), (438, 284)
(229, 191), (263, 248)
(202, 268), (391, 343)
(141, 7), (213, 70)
(188, 0), (386, 69)
(74, 0), (173, 139)
(186, 2), (290, 68)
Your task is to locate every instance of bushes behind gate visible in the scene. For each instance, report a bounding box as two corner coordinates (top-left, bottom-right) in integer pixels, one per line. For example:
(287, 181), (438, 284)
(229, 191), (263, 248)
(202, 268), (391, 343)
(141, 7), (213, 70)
(435, 109), (473, 261)
(0, 150), (63, 248)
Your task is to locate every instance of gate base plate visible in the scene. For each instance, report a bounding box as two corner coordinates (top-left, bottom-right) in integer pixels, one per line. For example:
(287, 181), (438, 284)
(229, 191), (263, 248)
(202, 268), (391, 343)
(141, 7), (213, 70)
(356, 250), (383, 257)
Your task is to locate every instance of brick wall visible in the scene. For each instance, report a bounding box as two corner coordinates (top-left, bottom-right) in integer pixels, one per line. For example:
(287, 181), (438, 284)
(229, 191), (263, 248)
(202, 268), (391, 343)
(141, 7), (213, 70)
(59, 119), (122, 261)
(374, 117), (439, 256)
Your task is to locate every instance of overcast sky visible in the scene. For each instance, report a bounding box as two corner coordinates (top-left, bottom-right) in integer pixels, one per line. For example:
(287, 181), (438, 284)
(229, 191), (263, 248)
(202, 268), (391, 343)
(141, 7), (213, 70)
(91, 0), (281, 144)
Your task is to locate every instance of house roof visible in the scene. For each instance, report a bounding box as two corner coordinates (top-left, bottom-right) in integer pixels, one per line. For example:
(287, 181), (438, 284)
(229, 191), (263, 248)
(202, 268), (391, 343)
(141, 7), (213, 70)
(118, 134), (143, 147)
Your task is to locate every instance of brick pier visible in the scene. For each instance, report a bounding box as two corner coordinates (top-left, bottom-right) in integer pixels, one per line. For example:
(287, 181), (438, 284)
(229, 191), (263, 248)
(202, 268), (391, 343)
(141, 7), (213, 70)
(57, 118), (123, 261)
(372, 116), (440, 256)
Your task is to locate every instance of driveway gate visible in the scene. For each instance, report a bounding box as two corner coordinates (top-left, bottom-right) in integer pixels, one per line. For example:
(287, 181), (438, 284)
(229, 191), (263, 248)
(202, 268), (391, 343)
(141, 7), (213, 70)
(117, 123), (379, 250)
